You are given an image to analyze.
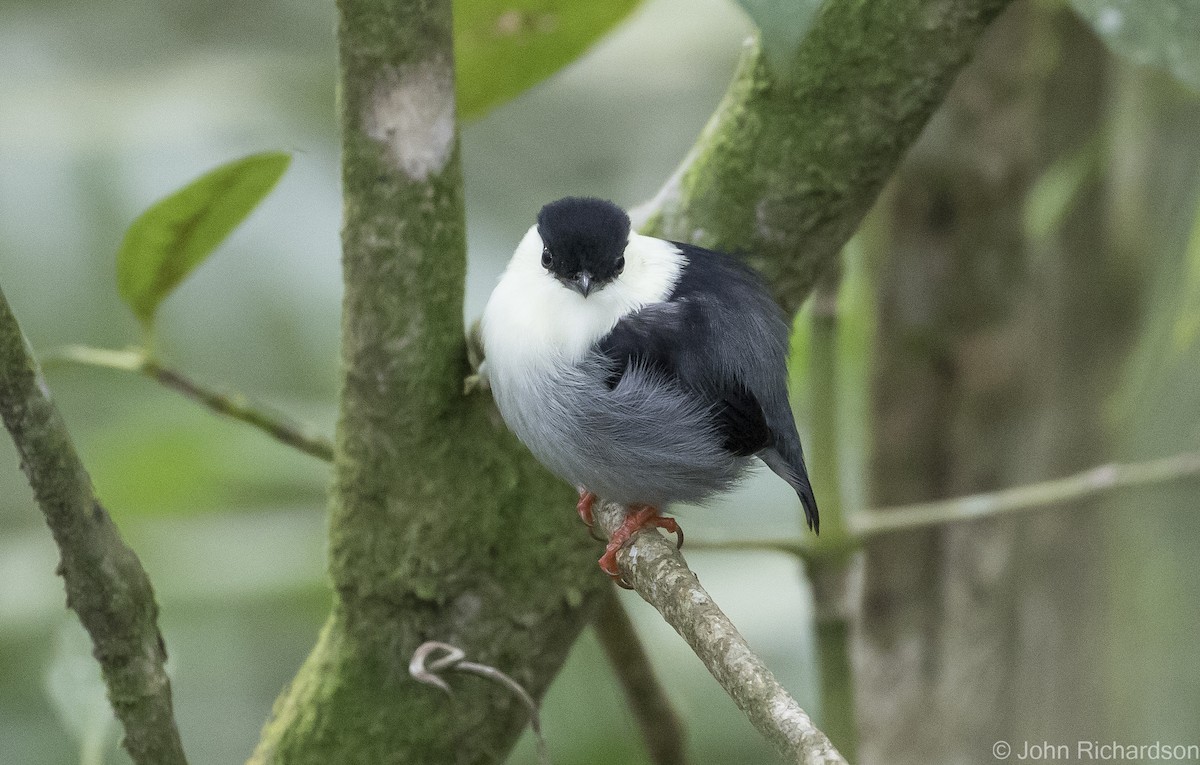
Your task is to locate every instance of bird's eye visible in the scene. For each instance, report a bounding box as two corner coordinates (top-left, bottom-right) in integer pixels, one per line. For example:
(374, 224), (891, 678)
(614, 256), (625, 275)
(541, 248), (553, 269)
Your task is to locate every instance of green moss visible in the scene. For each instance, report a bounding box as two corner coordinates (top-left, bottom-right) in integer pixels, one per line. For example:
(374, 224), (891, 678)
(248, 1), (607, 762)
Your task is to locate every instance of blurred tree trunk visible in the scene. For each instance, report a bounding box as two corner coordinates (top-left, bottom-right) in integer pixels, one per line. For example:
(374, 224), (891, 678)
(855, 4), (1140, 762)
(1104, 64), (1200, 746)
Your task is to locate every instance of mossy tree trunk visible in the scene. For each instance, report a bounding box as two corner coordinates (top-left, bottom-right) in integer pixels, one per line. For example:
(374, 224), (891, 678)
(248, 1), (606, 762)
(856, 5), (1141, 762)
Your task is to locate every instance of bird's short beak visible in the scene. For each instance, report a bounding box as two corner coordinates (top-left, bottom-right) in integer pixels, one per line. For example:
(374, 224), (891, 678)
(571, 272), (593, 297)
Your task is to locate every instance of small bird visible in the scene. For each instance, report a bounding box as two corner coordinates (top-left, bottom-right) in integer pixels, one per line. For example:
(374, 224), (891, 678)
(482, 197), (817, 583)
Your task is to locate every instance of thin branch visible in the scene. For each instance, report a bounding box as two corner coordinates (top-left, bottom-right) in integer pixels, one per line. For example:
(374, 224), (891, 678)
(851, 451), (1200, 537)
(688, 451), (1200, 557)
(43, 344), (334, 462)
(592, 500), (847, 765)
(0, 290), (187, 765)
(594, 588), (689, 765)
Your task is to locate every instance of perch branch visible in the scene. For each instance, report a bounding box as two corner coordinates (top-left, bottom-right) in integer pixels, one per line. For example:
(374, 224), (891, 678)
(594, 587), (689, 765)
(592, 500), (847, 765)
(43, 344), (333, 462)
(0, 291), (187, 765)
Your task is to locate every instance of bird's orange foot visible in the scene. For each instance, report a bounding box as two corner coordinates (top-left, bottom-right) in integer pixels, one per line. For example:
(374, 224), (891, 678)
(597, 505), (684, 589)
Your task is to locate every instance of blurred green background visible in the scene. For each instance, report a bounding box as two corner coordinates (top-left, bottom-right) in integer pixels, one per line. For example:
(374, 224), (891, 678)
(2, 0), (1199, 763)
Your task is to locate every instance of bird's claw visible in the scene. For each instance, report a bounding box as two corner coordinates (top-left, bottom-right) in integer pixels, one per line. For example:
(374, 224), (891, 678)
(658, 516), (684, 550)
(576, 490), (604, 542)
(595, 505), (684, 588)
(576, 489), (595, 525)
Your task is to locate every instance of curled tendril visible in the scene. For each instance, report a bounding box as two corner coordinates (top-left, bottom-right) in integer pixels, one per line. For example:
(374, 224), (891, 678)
(410, 641), (550, 765)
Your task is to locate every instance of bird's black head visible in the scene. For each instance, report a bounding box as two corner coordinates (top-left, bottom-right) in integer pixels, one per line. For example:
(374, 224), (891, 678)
(536, 197), (631, 297)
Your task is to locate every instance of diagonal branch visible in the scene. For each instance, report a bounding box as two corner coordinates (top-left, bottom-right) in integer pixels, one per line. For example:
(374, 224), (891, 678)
(43, 345), (334, 462)
(591, 500), (847, 765)
(638, 0), (1014, 315)
(0, 290), (187, 765)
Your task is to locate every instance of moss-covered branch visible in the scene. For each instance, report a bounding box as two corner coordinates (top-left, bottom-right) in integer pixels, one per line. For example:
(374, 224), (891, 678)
(592, 500), (846, 765)
(0, 289), (186, 765)
(639, 0), (1013, 315)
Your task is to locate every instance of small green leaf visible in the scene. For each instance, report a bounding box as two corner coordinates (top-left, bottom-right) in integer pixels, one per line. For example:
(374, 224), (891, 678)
(116, 151), (291, 328)
(454, 0), (643, 121)
(1070, 0), (1200, 91)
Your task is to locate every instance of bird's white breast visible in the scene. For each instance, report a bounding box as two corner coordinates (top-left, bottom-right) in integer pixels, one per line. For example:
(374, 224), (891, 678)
(482, 226), (684, 383)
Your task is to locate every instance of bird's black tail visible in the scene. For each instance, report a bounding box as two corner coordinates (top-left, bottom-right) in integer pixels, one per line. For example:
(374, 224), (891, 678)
(761, 447), (819, 534)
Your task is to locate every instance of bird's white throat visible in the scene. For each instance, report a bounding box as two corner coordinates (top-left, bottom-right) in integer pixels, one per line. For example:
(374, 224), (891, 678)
(482, 227), (684, 373)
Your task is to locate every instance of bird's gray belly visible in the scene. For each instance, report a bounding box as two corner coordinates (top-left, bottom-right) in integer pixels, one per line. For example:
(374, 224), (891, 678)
(493, 359), (750, 507)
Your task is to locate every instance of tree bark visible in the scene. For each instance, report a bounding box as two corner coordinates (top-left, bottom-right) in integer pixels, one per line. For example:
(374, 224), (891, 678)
(248, 1), (606, 762)
(856, 5), (1137, 762)
(0, 289), (186, 765)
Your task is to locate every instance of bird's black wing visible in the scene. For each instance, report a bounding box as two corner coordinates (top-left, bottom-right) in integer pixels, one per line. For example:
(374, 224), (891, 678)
(595, 242), (819, 531)
(595, 296), (772, 458)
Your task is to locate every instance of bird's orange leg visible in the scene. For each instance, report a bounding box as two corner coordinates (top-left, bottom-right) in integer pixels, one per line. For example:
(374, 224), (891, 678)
(598, 505), (684, 588)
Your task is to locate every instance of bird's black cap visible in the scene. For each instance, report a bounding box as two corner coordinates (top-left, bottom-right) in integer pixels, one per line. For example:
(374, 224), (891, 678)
(537, 197), (631, 286)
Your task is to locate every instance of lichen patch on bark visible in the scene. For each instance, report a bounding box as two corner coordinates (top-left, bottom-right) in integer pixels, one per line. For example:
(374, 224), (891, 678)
(365, 58), (456, 181)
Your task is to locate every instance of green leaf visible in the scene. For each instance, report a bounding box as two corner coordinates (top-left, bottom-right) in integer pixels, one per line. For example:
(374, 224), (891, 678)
(453, 0), (643, 121)
(116, 151), (291, 328)
(1070, 0), (1200, 91)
